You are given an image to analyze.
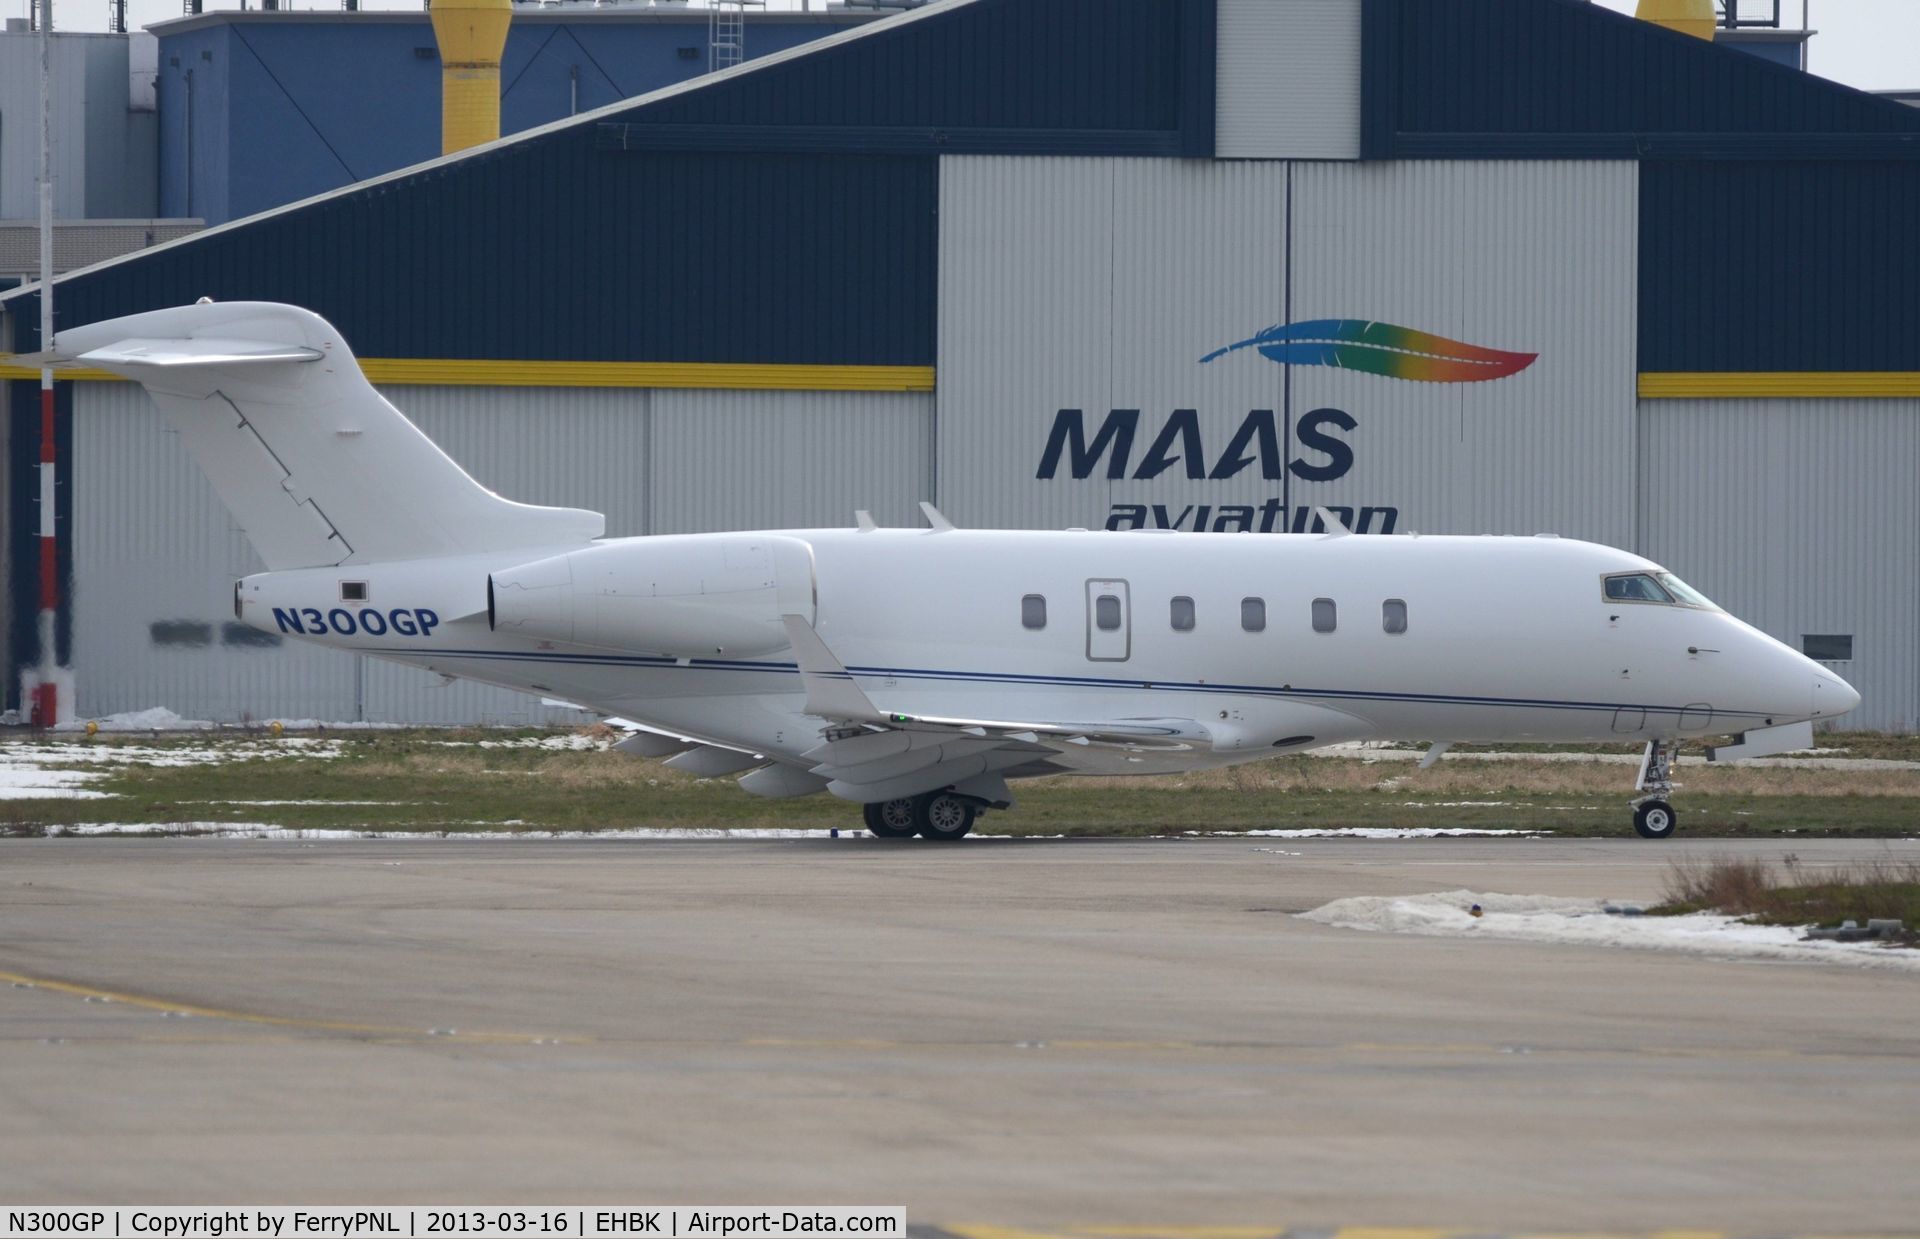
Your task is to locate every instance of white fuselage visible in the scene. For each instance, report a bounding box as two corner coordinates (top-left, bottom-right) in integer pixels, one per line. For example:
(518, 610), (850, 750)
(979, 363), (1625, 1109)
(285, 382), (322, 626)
(236, 527), (1857, 779)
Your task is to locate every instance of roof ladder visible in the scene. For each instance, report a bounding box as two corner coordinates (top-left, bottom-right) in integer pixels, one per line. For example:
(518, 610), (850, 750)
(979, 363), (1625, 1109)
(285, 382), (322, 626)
(709, 1), (747, 74)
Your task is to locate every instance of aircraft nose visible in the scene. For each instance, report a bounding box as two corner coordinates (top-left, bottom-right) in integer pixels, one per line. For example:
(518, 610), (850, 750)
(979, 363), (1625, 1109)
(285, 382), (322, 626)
(1814, 671), (1862, 719)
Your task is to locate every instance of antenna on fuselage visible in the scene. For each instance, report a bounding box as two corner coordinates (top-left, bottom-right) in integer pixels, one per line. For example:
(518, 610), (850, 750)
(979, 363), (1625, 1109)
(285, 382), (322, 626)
(854, 510), (878, 532)
(919, 502), (956, 532)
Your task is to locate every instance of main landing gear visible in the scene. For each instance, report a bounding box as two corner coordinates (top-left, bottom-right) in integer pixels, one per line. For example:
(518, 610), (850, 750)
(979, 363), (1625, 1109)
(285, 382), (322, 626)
(862, 792), (979, 841)
(1631, 738), (1679, 840)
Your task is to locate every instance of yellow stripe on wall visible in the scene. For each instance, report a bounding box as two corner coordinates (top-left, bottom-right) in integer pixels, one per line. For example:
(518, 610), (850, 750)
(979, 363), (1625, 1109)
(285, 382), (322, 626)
(0, 365), (124, 382)
(1639, 371), (1920, 398)
(0, 359), (936, 392)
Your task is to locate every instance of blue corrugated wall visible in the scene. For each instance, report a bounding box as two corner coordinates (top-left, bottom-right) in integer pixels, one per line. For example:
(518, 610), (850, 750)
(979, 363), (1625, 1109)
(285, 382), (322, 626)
(1360, 0), (1920, 159)
(1355, 0), (1920, 376)
(608, 0), (1210, 154)
(17, 0), (1211, 364)
(21, 151), (937, 366)
(1641, 161), (1920, 374)
(158, 16), (871, 224)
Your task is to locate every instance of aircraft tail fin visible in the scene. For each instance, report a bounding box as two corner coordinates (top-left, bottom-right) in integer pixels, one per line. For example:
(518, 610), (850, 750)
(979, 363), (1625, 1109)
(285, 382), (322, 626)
(41, 301), (604, 570)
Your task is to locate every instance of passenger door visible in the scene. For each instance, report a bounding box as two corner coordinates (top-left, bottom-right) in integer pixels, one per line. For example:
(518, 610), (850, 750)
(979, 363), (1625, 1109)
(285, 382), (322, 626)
(1085, 579), (1130, 662)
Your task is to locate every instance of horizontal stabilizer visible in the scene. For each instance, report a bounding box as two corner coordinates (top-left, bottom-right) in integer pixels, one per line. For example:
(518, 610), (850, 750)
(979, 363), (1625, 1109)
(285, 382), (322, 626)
(78, 337), (325, 368)
(33, 301), (605, 569)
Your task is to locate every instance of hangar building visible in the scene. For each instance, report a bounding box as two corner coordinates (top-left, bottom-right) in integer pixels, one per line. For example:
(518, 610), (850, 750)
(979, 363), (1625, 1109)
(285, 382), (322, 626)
(151, 6), (879, 223)
(4, 0), (1917, 730)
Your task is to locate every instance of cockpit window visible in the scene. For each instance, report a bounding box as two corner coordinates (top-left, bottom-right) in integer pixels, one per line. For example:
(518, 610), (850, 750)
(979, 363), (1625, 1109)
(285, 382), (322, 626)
(1656, 572), (1718, 610)
(1604, 573), (1673, 604)
(1603, 571), (1719, 610)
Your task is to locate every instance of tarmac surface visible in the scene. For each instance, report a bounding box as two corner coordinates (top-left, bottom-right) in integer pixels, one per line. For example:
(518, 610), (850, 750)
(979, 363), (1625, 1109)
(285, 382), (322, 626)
(2, 835), (1917, 1231)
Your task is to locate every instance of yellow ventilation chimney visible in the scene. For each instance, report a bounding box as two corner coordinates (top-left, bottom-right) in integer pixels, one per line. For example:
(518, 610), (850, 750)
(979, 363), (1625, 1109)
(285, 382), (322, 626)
(1635, 0), (1717, 41)
(431, 0), (512, 155)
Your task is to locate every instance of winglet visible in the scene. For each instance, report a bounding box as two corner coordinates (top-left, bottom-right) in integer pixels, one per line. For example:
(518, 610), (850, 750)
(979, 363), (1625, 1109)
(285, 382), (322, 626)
(1314, 506), (1352, 537)
(919, 501), (956, 532)
(781, 615), (883, 723)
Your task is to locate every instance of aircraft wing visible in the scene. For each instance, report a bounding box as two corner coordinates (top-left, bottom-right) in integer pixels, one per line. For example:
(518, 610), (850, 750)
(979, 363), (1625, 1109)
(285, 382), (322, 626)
(779, 615), (1210, 752)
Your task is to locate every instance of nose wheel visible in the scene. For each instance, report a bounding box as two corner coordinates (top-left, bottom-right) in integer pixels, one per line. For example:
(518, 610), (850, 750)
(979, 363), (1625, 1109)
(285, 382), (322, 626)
(1633, 799), (1677, 839)
(1630, 739), (1679, 839)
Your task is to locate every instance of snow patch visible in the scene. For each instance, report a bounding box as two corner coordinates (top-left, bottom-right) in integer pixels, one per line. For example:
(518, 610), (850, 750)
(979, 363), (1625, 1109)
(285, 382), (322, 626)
(0, 733), (348, 802)
(465, 733), (608, 751)
(1299, 889), (1920, 970)
(1204, 827), (1545, 839)
(0, 768), (117, 800)
(54, 707), (211, 732)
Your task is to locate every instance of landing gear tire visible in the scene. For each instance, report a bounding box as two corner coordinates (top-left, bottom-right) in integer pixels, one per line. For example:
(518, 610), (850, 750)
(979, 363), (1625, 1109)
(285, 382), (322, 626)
(863, 799), (918, 839)
(913, 792), (977, 841)
(1633, 799), (1677, 840)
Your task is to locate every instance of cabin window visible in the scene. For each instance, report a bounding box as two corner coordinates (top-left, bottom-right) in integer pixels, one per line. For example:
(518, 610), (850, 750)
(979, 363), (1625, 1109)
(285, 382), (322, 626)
(1311, 598), (1337, 634)
(1170, 596), (1195, 632)
(1021, 594), (1047, 630)
(1095, 594), (1122, 631)
(1241, 597), (1266, 632)
(340, 581), (368, 602)
(1383, 598), (1408, 634)
(1803, 634), (1853, 661)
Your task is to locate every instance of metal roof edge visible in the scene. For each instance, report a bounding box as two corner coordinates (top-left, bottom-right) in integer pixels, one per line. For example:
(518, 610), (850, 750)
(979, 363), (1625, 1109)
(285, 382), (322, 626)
(1, 0), (979, 307)
(1544, 0), (1909, 119)
(1360, 0), (1920, 159)
(145, 9), (884, 34)
(0, 218), (204, 229)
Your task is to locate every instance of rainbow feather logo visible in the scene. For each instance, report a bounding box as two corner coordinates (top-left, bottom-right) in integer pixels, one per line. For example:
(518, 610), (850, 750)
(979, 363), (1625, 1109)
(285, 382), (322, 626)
(1200, 319), (1537, 383)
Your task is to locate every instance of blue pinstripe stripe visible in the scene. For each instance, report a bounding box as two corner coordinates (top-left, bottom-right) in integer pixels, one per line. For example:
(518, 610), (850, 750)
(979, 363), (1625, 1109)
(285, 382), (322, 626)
(364, 645), (1774, 722)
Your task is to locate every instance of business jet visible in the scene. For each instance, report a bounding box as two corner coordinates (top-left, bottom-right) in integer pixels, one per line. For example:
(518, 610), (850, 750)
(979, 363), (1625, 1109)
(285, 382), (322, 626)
(23, 302), (1860, 839)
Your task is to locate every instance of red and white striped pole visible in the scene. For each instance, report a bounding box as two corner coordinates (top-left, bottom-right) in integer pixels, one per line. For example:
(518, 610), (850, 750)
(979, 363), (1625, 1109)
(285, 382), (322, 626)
(31, 370), (59, 729)
(28, 0), (65, 728)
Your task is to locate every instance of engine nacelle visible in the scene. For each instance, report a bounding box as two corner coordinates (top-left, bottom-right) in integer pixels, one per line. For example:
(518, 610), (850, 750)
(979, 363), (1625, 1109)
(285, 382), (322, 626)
(487, 534), (815, 658)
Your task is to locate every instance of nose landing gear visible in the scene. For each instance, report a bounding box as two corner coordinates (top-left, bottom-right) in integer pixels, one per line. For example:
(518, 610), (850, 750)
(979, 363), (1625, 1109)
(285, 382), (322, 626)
(1631, 738), (1679, 839)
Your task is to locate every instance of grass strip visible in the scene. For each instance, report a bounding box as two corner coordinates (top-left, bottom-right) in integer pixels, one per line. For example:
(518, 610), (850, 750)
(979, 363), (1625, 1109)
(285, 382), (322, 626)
(1654, 854), (1920, 937)
(2, 728), (1917, 838)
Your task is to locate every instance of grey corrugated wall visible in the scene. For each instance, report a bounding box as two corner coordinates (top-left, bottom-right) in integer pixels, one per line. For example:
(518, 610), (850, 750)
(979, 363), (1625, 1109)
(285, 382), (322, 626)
(1638, 399), (1920, 733)
(648, 390), (932, 536)
(1215, 0), (1360, 159)
(1289, 159), (1638, 546)
(0, 36), (93, 220)
(937, 156), (1638, 545)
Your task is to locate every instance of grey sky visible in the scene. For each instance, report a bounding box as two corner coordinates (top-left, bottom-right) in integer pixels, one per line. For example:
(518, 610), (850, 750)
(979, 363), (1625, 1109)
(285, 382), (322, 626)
(20, 0), (1920, 93)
